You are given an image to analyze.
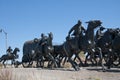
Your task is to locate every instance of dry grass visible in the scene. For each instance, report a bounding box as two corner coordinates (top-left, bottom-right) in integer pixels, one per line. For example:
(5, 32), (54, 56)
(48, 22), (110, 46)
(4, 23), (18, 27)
(27, 71), (40, 80)
(78, 51), (85, 60)
(0, 69), (12, 80)
(0, 69), (40, 80)
(0, 67), (119, 80)
(88, 77), (101, 80)
(63, 62), (72, 68)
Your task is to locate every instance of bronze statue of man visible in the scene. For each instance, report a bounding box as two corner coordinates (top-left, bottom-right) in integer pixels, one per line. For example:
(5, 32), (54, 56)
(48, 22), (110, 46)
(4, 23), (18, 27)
(68, 20), (86, 38)
(6, 46), (13, 56)
(96, 26), (105, 40)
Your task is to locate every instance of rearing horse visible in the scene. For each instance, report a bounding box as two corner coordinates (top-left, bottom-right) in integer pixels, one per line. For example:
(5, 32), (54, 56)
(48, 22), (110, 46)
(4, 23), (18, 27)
(0, 47), (20, 67)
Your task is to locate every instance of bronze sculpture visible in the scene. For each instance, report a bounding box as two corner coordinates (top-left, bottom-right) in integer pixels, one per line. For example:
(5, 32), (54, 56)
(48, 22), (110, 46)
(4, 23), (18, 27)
(0, 47), (20, 67)
(68, 20), (86, 38)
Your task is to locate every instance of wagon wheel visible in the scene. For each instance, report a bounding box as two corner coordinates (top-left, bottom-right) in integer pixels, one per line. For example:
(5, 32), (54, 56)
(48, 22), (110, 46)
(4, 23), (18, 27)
(22, 55), (33, 68)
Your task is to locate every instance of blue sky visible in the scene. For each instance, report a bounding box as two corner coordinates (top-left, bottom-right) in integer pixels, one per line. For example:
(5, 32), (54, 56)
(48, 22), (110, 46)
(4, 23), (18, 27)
(0, 0), (120, 61)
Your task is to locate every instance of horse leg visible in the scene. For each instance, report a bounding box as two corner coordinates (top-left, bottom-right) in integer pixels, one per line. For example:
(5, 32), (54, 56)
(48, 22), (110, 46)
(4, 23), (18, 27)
(14, 61), (19, 68)
(92, 52), (98, 66)
(68, 57), (79, 71)
(75, 54), (84, 67)
(73, 55), (77, 62)
(107, 57), (112, 69)
(97, 47), (105, 71)
(54, 54), (62, 68)
(3, 60), (6, 68)
(84, 52), (90, 66)
(11, 59), (14, 68)
(47, 53), (58, 68)
(41, 57), (45, 68)
(62, 57), (67, 67)
(38, 55), (44, 68)
(89, 50), (96, 66)
(106, 49), (114, 69)
(37, 57), (44, 68)
(58, 56), (64, 68)
(47, 59), (52, 68)
(91, 53), (95, 66)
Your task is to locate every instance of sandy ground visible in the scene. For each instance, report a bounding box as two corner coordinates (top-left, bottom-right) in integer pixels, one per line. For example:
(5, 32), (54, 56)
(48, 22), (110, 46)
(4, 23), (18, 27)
(0, 67), (120, 80)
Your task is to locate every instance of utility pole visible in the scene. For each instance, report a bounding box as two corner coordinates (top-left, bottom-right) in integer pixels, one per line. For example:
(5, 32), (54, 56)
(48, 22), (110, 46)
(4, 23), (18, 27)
(0, 29), (2, 33)
(0, 29), (8, 53)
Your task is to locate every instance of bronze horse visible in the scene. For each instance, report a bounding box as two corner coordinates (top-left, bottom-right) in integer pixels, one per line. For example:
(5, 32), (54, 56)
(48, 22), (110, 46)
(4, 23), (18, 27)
(36, 32), (58, 68)
(108, 28), (120, 68)
(57, 20), (103, 71)
(112, 30), (120, 66)
(78, 20), (105, 70)
(95, 28), (120, 69)
(0, 47), (20, 67)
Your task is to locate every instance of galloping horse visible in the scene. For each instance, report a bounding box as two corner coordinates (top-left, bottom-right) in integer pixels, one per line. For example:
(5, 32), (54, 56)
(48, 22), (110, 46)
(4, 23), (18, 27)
(78, 20), (105, 70)
(112, 30), (120, 66)
(95, 28), (119, 69)
(0, 47), (20, 67)
(37, 32), (58, 68)
(95, 29), (115, 60)
(107, 29), (120, 68)
(58, 20), (103, 71)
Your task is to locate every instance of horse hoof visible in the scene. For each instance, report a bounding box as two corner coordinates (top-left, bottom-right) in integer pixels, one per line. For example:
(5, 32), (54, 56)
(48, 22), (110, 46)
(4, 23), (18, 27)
(102, 68), (106, 72)
(75, 66), (80, 71)
(107, 66), (111, 69)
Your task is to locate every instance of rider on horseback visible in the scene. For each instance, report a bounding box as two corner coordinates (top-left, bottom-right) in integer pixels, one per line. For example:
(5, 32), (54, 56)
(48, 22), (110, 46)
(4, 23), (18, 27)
(95, 26), (106, 40)
(68, 20), (86, 38)
(66, 20), (86, 50)
(6, 46), (13, 56)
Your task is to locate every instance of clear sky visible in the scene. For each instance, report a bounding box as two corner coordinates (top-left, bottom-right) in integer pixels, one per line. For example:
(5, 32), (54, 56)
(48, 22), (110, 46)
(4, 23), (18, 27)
(0, 0), (120, 61)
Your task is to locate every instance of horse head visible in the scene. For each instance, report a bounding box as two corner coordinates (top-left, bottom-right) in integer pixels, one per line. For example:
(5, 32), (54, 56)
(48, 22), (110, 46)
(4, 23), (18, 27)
(15, 47), (20, 52)
(13, 47), (20, 55)
(86, 20), (102, 29)
(84, 20), (102, 45)
(78, 20), (102, 51)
